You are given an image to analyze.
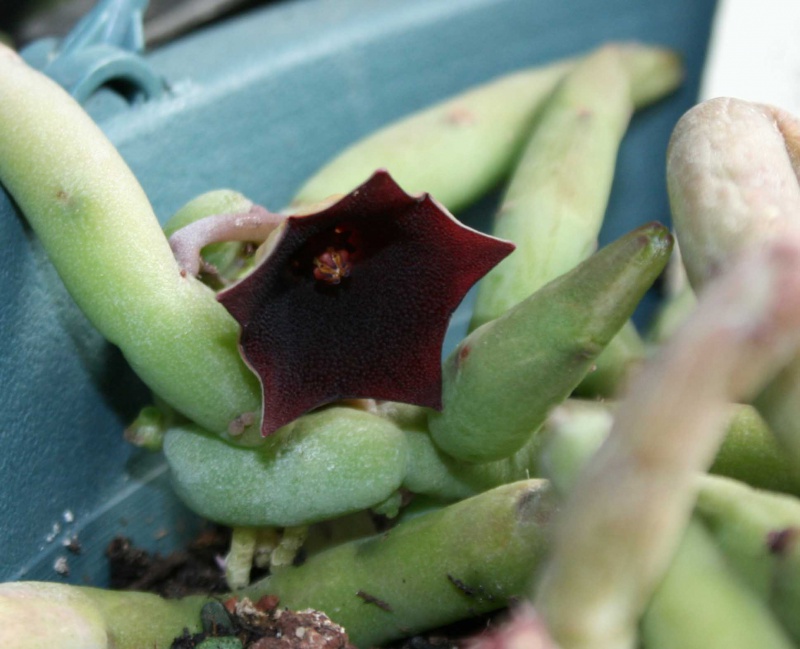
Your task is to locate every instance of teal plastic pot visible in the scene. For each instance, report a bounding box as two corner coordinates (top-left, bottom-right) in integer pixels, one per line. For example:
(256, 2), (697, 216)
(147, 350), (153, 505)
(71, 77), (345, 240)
(0, 0), (716, 586)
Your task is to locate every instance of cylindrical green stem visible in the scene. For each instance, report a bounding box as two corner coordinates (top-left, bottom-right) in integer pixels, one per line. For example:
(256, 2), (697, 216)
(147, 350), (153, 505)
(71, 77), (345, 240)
(755, 365), (800, 475)
(641, 519), (795, 649)
(163, 407), (408, 527)
(293, 43), (680, 218)
(710, 405), (800, 497)
(540, 400), (800, 498)
(247, 480), (555, 647)
(694, 474), (800, 596)
(694, 473), (800, 641)
(771, 528), (800, 641)
(292, 59), (572, 213)
(469, 44), (680, 397)
(470, 43), (681, 329)
(0, 44), (261, 439)
(0, 481), (555, 649)
(428, 222), (672, 463)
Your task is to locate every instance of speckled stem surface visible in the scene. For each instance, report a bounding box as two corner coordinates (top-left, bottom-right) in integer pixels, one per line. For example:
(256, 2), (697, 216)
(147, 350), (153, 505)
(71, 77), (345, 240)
(470, 43), (681, 329)
(0, 44), (261, 439)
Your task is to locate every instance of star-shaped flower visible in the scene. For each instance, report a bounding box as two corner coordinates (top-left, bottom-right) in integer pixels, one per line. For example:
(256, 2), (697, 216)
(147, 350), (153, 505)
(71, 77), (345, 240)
(217, 171), (514, 436)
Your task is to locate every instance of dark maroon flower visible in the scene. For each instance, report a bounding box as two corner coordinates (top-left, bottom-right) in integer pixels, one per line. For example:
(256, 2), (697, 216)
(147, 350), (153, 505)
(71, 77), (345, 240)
(217, 171), (514, 436)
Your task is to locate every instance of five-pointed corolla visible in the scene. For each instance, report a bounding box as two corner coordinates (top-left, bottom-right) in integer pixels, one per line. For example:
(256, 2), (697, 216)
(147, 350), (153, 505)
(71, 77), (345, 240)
(217, 171), (514, 436)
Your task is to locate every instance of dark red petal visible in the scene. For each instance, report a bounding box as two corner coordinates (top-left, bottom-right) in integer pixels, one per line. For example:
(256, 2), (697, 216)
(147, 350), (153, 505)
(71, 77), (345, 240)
(218, 171), (514, 435)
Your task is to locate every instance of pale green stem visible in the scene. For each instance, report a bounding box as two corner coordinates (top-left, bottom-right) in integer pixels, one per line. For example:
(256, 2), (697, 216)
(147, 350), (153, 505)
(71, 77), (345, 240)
(163, 407), (408, 528)
(225, 527), (259, 590)
(293, 43), (680, 218)
(694, 473), (800, 641)
(292, 59), (573, 214)
(641, 519), (794, 649)
(0, 43), (262, 441)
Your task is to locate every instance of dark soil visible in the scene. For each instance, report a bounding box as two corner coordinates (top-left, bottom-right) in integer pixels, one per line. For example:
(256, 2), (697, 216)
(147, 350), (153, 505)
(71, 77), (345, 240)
(106, 526), (231, 598)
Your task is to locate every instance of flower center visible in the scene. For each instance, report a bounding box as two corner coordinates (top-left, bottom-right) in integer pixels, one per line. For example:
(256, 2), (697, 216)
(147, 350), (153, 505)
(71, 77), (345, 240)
(313, 247), (352, 285)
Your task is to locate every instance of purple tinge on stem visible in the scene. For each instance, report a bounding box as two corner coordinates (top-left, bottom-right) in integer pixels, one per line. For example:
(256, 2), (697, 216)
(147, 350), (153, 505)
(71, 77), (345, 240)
(217, 170), (515, 436)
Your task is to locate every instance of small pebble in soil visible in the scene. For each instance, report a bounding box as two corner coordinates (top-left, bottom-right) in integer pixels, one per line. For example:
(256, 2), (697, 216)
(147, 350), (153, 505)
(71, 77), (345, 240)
(53, 555), (70, 577)
(171, 595), (355, 649)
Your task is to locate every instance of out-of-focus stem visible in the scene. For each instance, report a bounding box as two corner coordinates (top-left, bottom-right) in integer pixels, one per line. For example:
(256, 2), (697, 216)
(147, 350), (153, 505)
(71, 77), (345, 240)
(710, 405), (800, 497)
(540, 400), (800, 499)
(0, 581), (204, 649)
(668, 97), (800, 469)
(465, 604), (560, 649)
(694, 473), (800, 641)
(668, 98), (800, 287)
(534, 235), (800, 649)
(641, 519), (794, 649)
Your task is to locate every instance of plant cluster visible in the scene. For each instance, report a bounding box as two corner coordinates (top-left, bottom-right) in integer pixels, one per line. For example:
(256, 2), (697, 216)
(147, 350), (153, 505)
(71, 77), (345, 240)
(2, 34), (800, 649)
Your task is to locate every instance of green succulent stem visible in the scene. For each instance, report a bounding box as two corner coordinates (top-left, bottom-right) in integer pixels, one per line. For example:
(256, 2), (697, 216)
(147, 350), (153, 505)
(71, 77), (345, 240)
(243, 480), (556, 647)
(0, 44), (262, 440)
(293, 43), (680, 217)
(771, 529), (800, 641)
(0, 481), (555, 649)
(693, 474), (800, 641)
(710, 405), (800, 497)
(470, 43), (682, 330)
(540, 400), (800, 500)
(163, 407), (408, 528)
(428, 222), (673, 463)
(541, 408), (800, 646)
(641, 518), (795, 649)
(292, 60), (572, 214)
(467, 43), (680, 399)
